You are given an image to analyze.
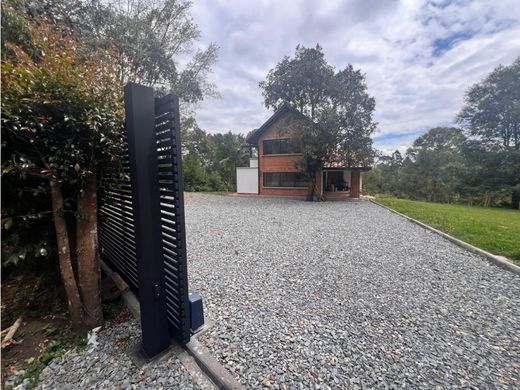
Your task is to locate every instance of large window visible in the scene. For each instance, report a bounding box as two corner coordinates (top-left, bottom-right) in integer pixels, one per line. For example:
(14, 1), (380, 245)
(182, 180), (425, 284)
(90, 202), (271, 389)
(263, 138), (300, 155)
(263, 172), (310, 188)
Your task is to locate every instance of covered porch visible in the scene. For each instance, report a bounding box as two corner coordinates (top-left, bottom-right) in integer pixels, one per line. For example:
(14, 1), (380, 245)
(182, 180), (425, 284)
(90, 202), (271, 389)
(321, 168), (364, 199)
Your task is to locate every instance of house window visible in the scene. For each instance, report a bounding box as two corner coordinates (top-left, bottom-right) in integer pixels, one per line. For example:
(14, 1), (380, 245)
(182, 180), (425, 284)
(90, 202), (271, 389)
(263, 172), (310, 188)
(263, 139), (300, 155)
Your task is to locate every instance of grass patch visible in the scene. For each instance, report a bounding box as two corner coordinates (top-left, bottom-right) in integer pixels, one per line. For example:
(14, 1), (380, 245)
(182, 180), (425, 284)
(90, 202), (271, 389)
(375, 196), (520, 264)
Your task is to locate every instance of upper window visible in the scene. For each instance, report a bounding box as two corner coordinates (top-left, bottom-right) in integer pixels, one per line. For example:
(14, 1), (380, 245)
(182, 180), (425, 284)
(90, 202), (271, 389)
(263, 139), (300, 155)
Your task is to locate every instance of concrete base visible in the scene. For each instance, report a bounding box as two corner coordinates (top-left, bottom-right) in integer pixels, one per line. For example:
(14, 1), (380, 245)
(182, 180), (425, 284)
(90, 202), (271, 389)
(233, 193), (371, 202)
(186, 339), (245, 390)
(101, 260), (242, 389)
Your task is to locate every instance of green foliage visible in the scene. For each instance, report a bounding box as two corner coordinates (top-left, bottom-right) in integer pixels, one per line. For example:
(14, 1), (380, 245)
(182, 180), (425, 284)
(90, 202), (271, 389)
(183, 153), (209, 191)
(1, 0), (220, 274)
(402, 127), (466, 203)
(1, 21), (125, 183)
(210, 132), (249, 188)
(366, 58), (520, 209)
(0, 0), (32, 57)
(260, 44), (376, 199)
(8, 0), (218, 103)
(376, 196), (520, 263)
(181, 120), (248, 192)
(260, 44), (334, 119)
(461, 143), (520, 206)
(1, 210), (53, 268)
(1, 16), (125, 268)
(365, 136), (520, 208)
(363, 150), (403, 195)
(364, 127), (518, 207)
(457, 57), (520, 150)
(457, 57), (520, 208)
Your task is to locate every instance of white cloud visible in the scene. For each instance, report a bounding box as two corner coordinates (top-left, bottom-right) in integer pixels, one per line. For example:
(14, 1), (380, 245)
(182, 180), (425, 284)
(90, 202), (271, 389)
(187, 0), (520, 152)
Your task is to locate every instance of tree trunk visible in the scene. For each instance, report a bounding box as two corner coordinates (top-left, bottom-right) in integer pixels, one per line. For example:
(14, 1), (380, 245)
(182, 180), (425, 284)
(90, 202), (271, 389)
(76, 177), (103, 329)
(306, 170), (317, 201)
(50, 178), (83, 330)
(306, 182), (314, 201)
(512, 190), (520, 210)
(483, 191), (491, 208)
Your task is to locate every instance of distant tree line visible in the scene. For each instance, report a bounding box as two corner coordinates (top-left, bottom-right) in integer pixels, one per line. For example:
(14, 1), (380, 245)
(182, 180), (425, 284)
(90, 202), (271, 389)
(181, 118), (249, 192)
(364, 58), (520, 209)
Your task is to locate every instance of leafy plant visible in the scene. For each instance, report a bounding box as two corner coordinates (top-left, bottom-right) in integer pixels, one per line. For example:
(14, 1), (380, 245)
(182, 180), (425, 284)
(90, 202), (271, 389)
(457, 57), (520, 209)
(2, 16), (124, 330)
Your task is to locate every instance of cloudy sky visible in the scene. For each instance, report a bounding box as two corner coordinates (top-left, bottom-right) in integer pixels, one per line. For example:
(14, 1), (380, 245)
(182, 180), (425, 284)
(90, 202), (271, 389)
(189, 0), (520, 154)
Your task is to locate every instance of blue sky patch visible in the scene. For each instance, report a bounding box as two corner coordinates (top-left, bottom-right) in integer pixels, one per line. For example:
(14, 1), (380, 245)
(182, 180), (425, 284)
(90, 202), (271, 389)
(432, 30), (475, 57)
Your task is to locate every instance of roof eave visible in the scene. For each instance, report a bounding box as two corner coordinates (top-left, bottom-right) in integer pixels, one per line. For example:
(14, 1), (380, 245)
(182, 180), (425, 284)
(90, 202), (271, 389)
(245, 104), (295, 145)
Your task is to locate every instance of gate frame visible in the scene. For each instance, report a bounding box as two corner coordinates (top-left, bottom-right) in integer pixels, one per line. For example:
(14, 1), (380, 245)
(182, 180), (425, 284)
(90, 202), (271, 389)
(124, 83), (171, 358)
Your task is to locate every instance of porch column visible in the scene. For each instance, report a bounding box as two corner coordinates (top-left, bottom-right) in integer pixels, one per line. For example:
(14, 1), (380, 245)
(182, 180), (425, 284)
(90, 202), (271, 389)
(316, 171), (323, 196)
(351, 170), (360, 198)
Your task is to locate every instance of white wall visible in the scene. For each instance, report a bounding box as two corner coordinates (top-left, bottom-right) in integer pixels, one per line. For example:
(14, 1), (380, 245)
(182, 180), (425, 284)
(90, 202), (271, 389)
(236, 168), (258, 193)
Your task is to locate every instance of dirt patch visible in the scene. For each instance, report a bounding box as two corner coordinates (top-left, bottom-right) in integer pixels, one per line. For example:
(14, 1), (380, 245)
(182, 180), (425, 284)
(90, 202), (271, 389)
(1, 317), (67, 377)
(1, 268), (67, 387)
(1, 268), (133, 388)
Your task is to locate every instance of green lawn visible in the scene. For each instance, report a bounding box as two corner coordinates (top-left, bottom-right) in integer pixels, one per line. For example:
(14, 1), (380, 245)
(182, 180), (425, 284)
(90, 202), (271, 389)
(375, 196), (520, 264)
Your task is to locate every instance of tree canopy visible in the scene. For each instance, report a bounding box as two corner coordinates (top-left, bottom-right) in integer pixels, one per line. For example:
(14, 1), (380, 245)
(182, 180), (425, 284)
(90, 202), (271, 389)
(457, 57), (520, 150)
(2, 0), (218, 105)
(2, 13), (126, 329)
(259, 44), (376, 199)
(181, 120), (249, 192)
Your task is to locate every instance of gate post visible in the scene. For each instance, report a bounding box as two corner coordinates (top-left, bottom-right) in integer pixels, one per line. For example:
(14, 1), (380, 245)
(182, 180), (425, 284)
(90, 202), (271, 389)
(124, 83), (170, 358)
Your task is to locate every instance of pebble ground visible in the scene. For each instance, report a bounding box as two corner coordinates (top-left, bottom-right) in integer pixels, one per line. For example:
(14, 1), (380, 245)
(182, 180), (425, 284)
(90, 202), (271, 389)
(186, 194), (520, 389)
(22, 320), (201, 390)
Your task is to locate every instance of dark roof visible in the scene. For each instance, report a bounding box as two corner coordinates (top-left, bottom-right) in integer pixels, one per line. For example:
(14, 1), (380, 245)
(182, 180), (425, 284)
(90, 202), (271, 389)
(245, 104), (296, 145)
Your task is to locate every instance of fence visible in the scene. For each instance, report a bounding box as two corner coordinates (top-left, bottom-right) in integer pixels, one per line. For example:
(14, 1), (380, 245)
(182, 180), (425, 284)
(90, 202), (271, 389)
(98, 83), (198, 358)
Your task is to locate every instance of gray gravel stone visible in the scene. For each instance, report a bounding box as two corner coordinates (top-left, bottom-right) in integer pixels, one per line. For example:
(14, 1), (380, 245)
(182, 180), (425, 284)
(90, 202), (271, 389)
(185, 194), (520, 389)
(7, 320), (202, 390)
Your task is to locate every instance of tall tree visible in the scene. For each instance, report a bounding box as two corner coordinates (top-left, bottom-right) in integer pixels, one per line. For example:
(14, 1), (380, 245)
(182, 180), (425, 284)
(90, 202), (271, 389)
(457, 57), (520, 208)
(181, 119), (248, 192)
(2, 19), (124, 330)
(209, 132), (249, 190)
(260, 44), (334, 120)
(259, 45), (376, 200)
(460, 141), (520, 208)
(458, 57), (520, 150)
(402, 127), (466, 203)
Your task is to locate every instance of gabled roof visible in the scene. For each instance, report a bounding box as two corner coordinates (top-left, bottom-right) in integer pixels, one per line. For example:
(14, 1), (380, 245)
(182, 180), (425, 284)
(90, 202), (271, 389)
(245, 104), (296, 145)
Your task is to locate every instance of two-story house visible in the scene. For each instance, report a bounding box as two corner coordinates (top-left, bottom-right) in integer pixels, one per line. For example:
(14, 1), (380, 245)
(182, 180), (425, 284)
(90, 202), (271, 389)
(236, 105), (370, 199)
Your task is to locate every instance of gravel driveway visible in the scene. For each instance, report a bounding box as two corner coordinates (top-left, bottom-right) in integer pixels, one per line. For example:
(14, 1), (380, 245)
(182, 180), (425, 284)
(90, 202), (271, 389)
(31, 320), (201, 390)
(185, 194), (520, 389)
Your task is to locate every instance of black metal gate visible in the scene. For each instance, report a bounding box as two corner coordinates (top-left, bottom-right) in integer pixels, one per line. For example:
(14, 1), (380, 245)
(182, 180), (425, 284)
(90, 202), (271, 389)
(99, 83), (192, 358)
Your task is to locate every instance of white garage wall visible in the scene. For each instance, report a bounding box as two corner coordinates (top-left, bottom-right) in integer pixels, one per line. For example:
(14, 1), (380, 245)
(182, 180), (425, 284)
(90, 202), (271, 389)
(236, 168), (258, 194)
